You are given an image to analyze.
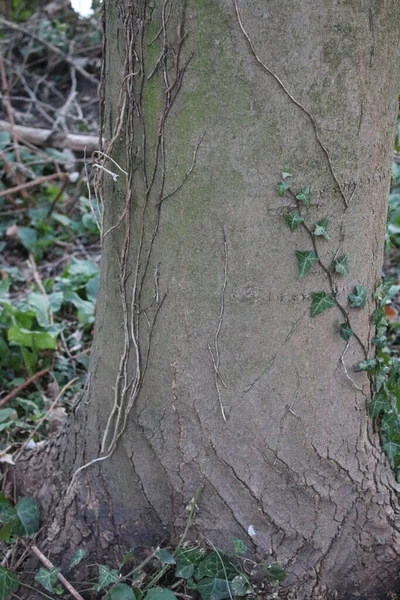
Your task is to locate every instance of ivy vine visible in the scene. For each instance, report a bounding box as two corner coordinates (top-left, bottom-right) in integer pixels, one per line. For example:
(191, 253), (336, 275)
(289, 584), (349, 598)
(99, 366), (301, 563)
(278, 173), (400, 480)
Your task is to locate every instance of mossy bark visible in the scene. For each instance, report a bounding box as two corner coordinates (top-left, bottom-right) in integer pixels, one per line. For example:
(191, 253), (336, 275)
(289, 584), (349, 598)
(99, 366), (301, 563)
(16, 1), (400, 598)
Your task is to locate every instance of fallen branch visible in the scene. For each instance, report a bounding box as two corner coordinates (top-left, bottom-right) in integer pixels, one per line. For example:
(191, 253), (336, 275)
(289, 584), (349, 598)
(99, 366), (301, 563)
(0, 120), (100, 153)
(0, 366), (51, 408)
(0, 171), (68, 198)
(31, 544), (85, 600)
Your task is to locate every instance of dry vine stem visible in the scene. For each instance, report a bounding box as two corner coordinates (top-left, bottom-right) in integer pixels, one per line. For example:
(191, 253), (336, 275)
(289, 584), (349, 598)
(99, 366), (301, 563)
(70, 1), (204, 486)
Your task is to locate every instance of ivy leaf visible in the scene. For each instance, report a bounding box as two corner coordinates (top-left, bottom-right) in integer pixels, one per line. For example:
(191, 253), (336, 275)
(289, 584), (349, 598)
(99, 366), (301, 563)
(0, 567), (19, 600)
(15, 497), (39, 536)
(145, 588), (176, 600)
(339, 323), (353, 341)
(296, 251), (318, 279)
(368, 393), (389, 418)
(313, 217), (330, 240)
(334, 255), (349, 277)
(35, 567), (60, 593)
(383, 440), (400, 461)
(231, 537), (247, 556)
(70, 549), (86, 569)
(230, 575), (249, 596)
(281, 171), (292, 180)
(267, 563), (287, 588)
(348, 285), (367, 308)
(107, 583), (136, 600)
(96, 565), (119, 591)
(285, 213), (303, 232)
(353, 359), (377, 372)
(295, 187), (310, 207)
(310, 292), (336, 318)
(156, 549), (176, 565)
(196, 578), (232, 600)
(371, 336), (387, 348)
(277, 181), (290, 196)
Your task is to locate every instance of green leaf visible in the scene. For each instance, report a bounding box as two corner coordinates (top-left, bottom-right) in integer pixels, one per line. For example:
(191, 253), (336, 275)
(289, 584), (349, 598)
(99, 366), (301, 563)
(348, 285), (367, 308)
(70, 549), (86, 569)
(281, 171), (292, 180)
(16, 227), (37, 254)
(0, 495), (16, 525)
(368, 393), (389, 418)
(67, 257), (99, 278)
(195, 553), (237, 581)
(231, 537), (247, 556)
(35, 567), (60, 593)
(296, 251), (318, 279)
(371, 336), (387, 348)
(8, 324), (63, 350)
(0, 519), (18, 543)
(384, 440), (400, 460)
(175, 561), (195, 580)
(27, 293), (50, 328)
(0, 131), (11, 151)
(339, 323), (353, 341)
(295, 187), (310, 207)
(277, 181), (290, 196)
(107, 583), (136, 600)
(310, 292), (336, 318)
(0, 567), (19, 600)
(16, 497), (39, 536)
(334, 255), (349, 277)
(97, 565), (119, 590)
(156, 549), (176, 565)
(230, 575), (249, 596)
(145, 588), (176, 600)
(197, 578), (232, 600)
(353, 359), (377, 372)
(48, 292), (64, 313)
(284, 213), (303, 232)
(313, 217), (330, 240)
(267, 563), (287, 587)
(0, 410), (16, 424)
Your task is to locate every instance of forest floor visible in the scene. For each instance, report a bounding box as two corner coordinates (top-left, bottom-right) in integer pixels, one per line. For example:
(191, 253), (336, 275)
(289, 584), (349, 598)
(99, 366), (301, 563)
(0, 2), (400, 600)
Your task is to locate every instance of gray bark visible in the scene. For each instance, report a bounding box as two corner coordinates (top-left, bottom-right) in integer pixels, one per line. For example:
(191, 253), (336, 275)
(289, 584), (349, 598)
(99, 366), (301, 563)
(18, 1), (400, 598)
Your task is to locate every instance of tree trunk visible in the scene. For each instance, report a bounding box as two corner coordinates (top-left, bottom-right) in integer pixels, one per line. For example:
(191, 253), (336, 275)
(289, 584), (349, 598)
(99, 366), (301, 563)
(16, 1), (400, 598)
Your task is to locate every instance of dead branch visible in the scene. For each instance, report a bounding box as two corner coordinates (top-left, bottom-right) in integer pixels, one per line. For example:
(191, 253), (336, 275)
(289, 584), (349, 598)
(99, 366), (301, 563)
(0, 120), (100, 153)
(0, 367), (51, 408)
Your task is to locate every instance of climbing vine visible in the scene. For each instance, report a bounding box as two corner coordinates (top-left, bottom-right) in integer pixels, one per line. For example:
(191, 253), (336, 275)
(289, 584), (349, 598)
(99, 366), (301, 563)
(279, 172), (400, 481)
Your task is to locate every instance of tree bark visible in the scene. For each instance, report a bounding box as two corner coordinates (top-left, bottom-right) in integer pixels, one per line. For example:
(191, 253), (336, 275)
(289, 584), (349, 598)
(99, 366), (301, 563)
(16, 1), (400, 598)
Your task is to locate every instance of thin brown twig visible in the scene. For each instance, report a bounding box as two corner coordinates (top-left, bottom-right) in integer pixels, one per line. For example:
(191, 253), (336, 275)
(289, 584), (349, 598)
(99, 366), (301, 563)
(0, 172), (68, 198)
(30, 544), (85, 600)
(0, 367), (51, 408)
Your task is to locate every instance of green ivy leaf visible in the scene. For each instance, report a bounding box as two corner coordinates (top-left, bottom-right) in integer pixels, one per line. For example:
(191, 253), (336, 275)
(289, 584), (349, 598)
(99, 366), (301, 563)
(0, 495), (16, 525)
(281, 171), (292, 180)
(277, 181), (290, 196)
(372, 336), (387, 348)
(310, 292), (336, 318)
(353, 359), (377, 372)
(230, 575), (249, 596)
(156, 549), (176, 565)
(295, 187), (310, 207)
(96, 565), (119, 590)
(313, 217), (330, 240)
(383, 440), (400, 460)
(348, 285), (367, 308)
(334, 255), (349, 277)
(197, 578), (232, 600)
(368, 393), (389, 418)
(296, 251), (318, 279)
(231, 537), (247, 556)
(175, 560), (195, 580)
(195, 553), (237, 581)
(15, 497), (39, 536)
(267, 563), (287, 587)
(0, 567), (19, 600)
(145, 588), (176, 600)
(70, 549), (86, 569)
(107, 583), (136, 600)
(285, 213), (303, 232)
(339, 323), (353, 341)
(35, 567), (60, 593)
